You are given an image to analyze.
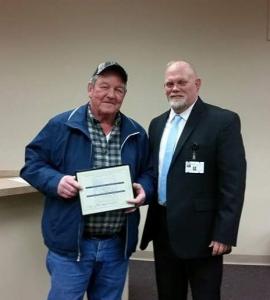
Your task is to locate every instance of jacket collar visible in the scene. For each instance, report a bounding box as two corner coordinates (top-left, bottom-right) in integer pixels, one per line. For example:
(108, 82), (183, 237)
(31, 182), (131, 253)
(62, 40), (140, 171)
(119, 113), (140, 141)
(65, 103), (90, 138)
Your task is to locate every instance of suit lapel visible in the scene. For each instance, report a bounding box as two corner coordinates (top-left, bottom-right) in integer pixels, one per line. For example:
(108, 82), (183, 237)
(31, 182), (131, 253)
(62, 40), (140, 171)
(171, 98), (205, 164)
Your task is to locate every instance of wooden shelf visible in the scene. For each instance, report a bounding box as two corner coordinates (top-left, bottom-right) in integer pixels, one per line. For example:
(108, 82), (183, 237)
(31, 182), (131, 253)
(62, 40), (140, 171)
(0, 177), (37, 197)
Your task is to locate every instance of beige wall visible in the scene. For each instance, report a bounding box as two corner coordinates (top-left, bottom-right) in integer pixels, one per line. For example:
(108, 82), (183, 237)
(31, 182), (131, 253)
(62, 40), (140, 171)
(1, 0), (270, 295)
(0, 193), (49, 298)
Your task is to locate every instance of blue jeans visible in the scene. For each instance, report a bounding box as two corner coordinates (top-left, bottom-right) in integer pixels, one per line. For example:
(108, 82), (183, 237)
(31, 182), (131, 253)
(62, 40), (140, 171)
(46, 236), (128, 300)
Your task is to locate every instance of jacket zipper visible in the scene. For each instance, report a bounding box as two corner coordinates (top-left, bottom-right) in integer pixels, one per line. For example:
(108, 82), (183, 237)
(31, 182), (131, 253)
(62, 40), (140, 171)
(77, 224), (82, 262)
(77, 143), (93, 261)
(124, 218), (129, 259)
(121, 132), (139, 258)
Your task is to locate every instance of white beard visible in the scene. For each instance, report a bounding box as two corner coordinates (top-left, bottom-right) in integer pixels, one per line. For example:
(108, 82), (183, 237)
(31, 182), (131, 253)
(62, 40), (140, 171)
(168, 97), (187, 112)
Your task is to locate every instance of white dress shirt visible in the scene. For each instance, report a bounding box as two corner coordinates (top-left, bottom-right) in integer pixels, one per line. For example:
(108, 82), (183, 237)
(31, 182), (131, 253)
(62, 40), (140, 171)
(158, 102), (196, 178)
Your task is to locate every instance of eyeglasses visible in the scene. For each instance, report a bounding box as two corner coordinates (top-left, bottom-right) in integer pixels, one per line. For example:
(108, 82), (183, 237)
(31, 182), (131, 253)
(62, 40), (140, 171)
(164, 80), (189, 89)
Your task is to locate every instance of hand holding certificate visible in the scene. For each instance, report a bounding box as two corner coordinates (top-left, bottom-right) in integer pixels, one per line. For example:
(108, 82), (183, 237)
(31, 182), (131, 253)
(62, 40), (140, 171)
(125, 182), (146, 213)
(76, 165), (135, 215)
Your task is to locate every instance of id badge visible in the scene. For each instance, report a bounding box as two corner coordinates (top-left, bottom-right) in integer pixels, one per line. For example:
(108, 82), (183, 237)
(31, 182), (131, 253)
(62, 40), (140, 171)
(185, 161), (205, 173)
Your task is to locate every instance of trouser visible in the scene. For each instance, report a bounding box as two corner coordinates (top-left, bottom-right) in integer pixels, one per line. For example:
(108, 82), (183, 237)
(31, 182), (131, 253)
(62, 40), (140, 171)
(153, 206), (223, 300)
(46, 236), (128, 300)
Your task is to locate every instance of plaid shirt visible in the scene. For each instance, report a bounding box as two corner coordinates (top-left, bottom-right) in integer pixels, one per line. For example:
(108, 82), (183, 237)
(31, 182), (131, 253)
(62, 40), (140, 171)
(84, 106), (126, 235)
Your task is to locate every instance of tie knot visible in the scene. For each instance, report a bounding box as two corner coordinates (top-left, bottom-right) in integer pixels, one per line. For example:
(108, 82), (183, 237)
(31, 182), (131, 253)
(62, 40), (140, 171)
(172, 115), (181, 125)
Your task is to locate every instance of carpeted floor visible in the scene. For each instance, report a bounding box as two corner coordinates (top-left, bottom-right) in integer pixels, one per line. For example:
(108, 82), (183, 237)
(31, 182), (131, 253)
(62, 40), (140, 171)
(129, 260), (270, 300)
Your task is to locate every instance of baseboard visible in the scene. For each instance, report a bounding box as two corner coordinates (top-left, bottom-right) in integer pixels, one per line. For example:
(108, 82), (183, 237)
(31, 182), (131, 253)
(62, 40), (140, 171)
(131, 251), (270, 266)
(223, 254), (270, 266)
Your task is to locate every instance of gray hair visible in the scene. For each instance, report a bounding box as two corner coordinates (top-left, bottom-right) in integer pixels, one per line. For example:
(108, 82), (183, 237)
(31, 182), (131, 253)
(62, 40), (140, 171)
(89, 74), (99, 85)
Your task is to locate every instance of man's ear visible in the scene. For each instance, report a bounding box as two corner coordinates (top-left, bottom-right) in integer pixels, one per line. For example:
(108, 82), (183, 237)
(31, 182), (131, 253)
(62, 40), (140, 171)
(88, 82), (93, 97)
(195, 78), (201, 91)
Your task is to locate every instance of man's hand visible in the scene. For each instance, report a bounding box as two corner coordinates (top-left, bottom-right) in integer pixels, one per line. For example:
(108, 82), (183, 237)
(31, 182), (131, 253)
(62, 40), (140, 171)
(57, 175), (82, 199)
(125, 183), (146, 213)
(209, 241), (231, 256)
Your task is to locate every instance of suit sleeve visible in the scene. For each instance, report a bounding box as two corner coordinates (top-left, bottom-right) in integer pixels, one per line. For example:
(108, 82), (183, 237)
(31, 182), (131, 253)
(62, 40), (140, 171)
(212, 112), (246, 246)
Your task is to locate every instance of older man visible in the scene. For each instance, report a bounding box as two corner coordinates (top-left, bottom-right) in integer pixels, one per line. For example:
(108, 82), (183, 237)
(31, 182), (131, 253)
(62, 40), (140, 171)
(141, 60), (246, 300)
(21, 61), (153, 300)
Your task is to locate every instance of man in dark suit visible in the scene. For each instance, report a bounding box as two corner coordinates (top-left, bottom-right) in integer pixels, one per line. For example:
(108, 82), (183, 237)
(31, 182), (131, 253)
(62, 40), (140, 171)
(140, 60), (246, 300)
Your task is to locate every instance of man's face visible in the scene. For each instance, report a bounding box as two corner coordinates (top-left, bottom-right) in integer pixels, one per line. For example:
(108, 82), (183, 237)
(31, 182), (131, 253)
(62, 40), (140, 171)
(88, 72), (126, 118)
(164, 63), (201, 113)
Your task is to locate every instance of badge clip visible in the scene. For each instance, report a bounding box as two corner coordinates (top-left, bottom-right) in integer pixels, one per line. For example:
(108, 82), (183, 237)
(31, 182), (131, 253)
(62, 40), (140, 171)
(191, 143), (199, 160)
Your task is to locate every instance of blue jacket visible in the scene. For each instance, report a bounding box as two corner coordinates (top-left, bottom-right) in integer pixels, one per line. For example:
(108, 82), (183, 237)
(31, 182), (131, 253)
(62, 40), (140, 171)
(20, 103), (154, 259)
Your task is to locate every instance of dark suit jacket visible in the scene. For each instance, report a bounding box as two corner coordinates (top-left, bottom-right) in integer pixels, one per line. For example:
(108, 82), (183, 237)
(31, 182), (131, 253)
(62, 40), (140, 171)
(140, 98), (246, 259)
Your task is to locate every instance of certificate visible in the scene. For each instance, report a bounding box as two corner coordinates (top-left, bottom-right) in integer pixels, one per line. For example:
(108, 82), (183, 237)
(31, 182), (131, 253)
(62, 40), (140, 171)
(76, 165), (134, 215)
